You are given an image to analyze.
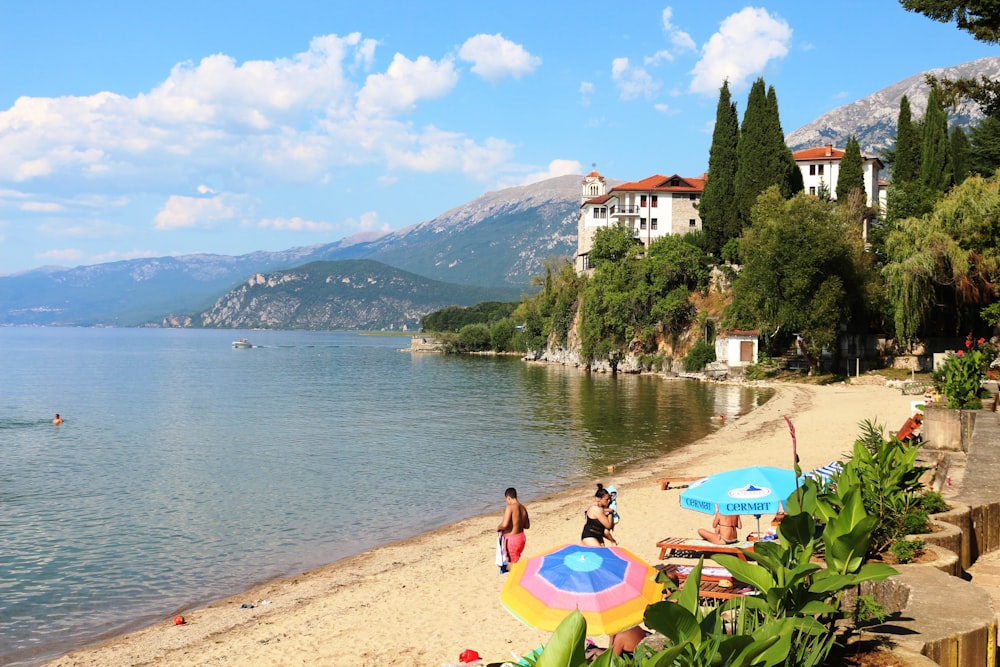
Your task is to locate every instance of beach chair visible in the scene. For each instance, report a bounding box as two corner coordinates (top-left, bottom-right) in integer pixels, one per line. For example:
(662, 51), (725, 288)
(657, 476), (703, 491)
(656, 536), (755, 561)
(658, 563), (756, 602)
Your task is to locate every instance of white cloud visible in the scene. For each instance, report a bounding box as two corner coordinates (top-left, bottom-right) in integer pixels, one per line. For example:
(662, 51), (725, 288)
(458, 34), (541, 82)
(0, 32), (509, 202)
(654, 103), (671, 114)
(153, 193), (242, 230)
(258, 216), (335, 232)
(612, 57), (660, 101)
(689, 7), (792, 95)
(579, 81), (595, 107)
(37, 247), (84, 263)
(347, 210), (389, 233)
(662, 7), (696, 52)
(21, 201), (63, 212)
(356, 53), (458, 116)
(520, 159), (582, 185)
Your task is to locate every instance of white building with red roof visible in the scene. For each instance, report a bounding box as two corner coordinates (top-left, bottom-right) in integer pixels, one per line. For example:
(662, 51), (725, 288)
(792, 143), (884, 208)
(576, 171), (705, 272)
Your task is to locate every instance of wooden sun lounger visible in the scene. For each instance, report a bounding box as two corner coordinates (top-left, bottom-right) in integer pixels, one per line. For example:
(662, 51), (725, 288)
(657, 564), (756, 601)
(658, 476), (703, 491)
(656, 536), (755, 561)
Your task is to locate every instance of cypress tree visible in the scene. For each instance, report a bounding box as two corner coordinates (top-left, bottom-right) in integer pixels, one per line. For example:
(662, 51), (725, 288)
(700, 80), (740, 256)
(921, 87), (954, 194)
(735, 78), (799, 231)
(969, 115), (1000, 176)
(894, 95), (921, 184)
(836, 135), (865, 201)
(951, 124), (971, 185)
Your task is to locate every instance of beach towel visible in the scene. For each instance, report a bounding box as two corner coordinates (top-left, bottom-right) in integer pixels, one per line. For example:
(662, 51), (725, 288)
(496, 532), (509, 573)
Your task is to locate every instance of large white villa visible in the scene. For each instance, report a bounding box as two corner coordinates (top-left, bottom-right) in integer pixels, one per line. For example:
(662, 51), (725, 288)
(575, 171), (705, 272)
(791, 143), (884, 208)
(576, 143), (884, 272)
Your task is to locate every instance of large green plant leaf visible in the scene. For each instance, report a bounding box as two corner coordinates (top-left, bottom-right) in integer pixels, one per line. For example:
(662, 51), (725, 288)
(535, 610), (588, 667)
(643, 600), (701, 647)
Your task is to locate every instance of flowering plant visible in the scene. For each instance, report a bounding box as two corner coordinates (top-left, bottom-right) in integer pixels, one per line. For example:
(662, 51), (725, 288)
(933, 334), (996, 410)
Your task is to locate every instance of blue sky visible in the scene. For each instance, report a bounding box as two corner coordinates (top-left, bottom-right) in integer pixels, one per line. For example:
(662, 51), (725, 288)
(0, 2), (996, 274)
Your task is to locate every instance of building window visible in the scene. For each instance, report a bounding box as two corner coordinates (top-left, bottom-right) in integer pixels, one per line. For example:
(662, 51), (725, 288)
(809, 186), (816, 195)
(689, 218), (696, 227)
(809, 165), (816, 175)
(594, 207), (607, 219)
(818, 165), (825, 175)
(689, 194), (697, 200)
(640, 218), (647, 230)
(651, 219), (658, 230)
(651, 195), (658, 207)
(640, 195), (647, 207)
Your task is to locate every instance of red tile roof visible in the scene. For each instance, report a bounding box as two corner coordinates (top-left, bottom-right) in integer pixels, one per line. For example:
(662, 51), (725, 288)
(611, 173), (705, 193)
(793, 145), (844, 160)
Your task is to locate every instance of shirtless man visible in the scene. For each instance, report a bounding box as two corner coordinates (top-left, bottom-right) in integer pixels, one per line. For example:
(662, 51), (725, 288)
(497, 487), (530, 566)
(698, 508), (741, 545)
(52, 413), (63, 425)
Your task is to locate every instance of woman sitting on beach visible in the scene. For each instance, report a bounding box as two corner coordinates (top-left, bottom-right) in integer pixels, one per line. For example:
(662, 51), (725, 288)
(581, 485), (617, 546)
(698, 508), (741, 545)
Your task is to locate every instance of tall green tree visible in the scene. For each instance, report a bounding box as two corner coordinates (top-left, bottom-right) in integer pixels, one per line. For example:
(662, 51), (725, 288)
(727, 188), (861, 374)
(969, 115), (1000, 175)
(836, 136), (865, 201)
(894, 95), (921, 184)
(920, 87), (954, 194)
(951, 124), (971, 185)
(734, 79), (800, 234)
(700, 80), (740, 257)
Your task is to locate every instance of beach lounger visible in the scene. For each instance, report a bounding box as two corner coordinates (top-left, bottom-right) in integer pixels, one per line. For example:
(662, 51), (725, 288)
(657, 476), (703, 491)
(657, 564), (756, 601)
(656, 536), (755, 561)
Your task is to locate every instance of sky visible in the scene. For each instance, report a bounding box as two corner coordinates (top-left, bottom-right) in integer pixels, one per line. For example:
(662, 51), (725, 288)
(0, 2), (997, 275)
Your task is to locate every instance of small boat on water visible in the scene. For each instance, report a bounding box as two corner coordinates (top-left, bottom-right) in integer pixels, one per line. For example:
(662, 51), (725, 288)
(232, 338), (253, 349)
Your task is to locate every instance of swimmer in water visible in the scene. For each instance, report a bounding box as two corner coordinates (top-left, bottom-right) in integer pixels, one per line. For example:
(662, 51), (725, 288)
(53, 413), (63, 425)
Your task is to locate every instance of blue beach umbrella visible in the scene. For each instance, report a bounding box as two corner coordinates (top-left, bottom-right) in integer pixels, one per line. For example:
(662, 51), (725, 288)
(680, 466), (798, 531)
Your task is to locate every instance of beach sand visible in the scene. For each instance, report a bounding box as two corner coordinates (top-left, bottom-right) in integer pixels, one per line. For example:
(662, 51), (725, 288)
(45, 381), (919, 667)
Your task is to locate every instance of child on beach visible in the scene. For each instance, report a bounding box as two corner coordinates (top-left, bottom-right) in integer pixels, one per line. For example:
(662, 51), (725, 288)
(607, 485), (620, 526)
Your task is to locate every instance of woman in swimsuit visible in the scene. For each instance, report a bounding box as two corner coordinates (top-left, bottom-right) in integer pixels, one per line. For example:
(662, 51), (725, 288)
(698, 508), (742, 545)
(581, 485), (616, 546)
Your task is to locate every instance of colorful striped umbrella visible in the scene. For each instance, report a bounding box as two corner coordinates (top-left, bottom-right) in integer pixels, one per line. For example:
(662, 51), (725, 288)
(500, 544), (661, 635)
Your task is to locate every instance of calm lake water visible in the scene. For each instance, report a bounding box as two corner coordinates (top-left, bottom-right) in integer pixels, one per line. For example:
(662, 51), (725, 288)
(0, 328), (772, 666)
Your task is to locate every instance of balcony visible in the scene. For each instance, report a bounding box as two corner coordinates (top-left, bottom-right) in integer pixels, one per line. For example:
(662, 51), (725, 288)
(610, 205), (640, 216)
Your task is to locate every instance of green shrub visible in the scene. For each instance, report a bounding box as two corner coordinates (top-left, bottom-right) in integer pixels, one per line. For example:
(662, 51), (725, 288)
(489, 318), (516, 352)
(682, 341), (716, 371)
(889, 538), (925, 564)
(902, 508), (930, 535)
(456, 323), (491, 352)
(920, 490), (948, 514)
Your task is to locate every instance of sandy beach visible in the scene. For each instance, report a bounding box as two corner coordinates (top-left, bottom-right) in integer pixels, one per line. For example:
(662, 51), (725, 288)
(44, 380), (919, 667)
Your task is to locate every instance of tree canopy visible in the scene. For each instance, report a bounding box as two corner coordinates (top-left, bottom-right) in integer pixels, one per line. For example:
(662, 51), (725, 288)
(727, 188), (862, 372)
(883, 169), (1000, 344)
(900, 0), (1000, 43)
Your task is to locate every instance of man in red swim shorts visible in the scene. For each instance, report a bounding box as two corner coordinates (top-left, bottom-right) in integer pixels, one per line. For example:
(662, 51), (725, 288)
(497, 487), (530, 568)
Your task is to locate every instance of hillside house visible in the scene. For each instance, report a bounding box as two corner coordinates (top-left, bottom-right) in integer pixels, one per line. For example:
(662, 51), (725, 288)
(715, 329), (760, 368)
(576, 171), (705, 272)
(793, 144), (884, 209)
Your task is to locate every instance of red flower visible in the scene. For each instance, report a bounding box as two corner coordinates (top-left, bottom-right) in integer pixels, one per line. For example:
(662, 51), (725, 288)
(966, 337), (972, 349)
(957, 350), (965, 357)
(979, 338), (986, 346)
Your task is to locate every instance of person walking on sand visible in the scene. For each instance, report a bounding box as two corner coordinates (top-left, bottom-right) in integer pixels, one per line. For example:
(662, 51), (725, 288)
(52, 413), (63, 425)
(497, 488), (530, 570)
(698, 507), (742, 545)
(581, 485), (617, 546)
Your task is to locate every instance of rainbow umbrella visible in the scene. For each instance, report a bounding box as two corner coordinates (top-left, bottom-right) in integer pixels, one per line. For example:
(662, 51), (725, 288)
(500, 544), (661, 635)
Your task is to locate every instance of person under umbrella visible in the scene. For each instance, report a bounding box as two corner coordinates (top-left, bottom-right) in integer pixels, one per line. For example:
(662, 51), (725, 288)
(697, 506), (742, 545)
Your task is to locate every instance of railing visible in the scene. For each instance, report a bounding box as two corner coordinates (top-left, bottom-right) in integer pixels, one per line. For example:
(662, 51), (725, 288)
(610, 205), (640, 215)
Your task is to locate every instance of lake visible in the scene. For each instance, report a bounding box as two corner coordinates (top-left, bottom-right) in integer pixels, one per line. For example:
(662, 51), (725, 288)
(0, 328), (772, 666)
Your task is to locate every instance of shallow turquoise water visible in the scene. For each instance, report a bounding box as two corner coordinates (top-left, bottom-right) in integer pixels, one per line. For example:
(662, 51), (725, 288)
(0, 328), (771, 666)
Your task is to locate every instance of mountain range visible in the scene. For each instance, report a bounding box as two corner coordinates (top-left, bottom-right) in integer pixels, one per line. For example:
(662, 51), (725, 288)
(3, 57), (998, 329)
